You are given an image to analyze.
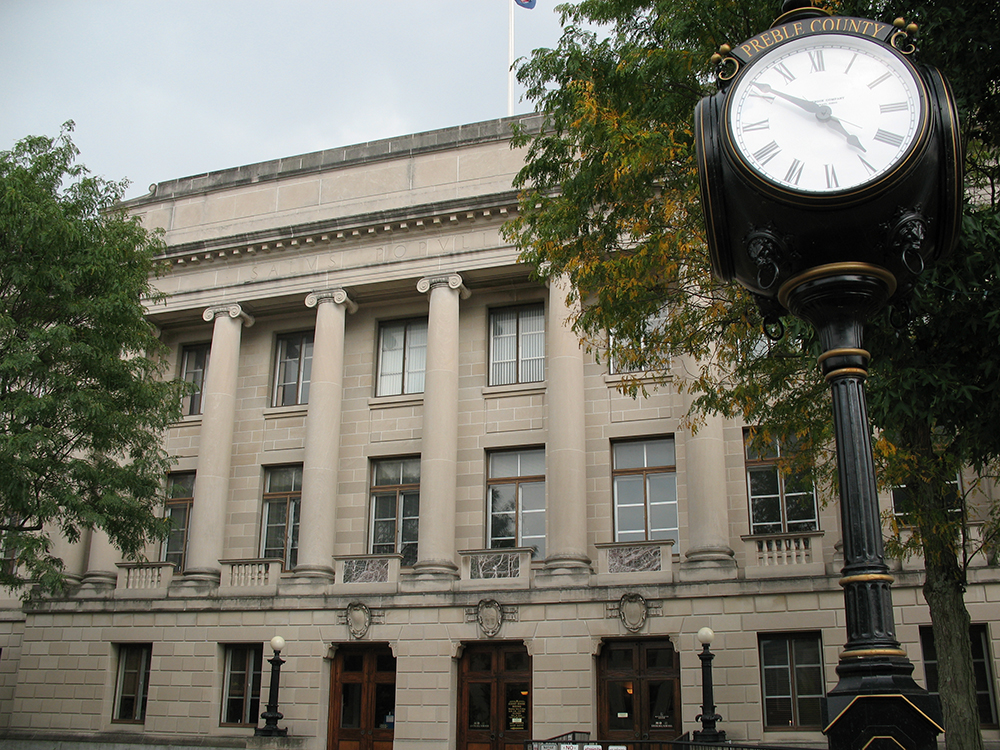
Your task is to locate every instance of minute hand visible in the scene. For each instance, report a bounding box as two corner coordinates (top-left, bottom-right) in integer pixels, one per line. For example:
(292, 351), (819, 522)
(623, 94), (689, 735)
(752, 82), (823, 113)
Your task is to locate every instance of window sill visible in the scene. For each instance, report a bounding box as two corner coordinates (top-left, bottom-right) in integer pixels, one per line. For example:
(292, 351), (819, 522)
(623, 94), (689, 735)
(481, 381), (547, 398)
(603, 369), (672, 388)
(169, 414), (203, 428)
(262, 404), (308, 418)
(368, 393), (424, 409)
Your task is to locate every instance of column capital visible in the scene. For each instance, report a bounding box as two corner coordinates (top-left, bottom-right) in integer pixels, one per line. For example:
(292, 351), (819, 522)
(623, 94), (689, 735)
(417, 273), (471, 299)
(305, 288), (357, 313)
(202, 303), (255, 327)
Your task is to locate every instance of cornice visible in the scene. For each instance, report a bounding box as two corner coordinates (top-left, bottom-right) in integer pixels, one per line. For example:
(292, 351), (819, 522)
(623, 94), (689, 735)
(158, 191), (521, 270)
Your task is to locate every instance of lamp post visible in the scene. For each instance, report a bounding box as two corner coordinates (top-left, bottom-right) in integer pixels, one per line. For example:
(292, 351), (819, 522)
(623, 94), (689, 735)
(693, 627), (726, 743)
(255, 635), (288, 737)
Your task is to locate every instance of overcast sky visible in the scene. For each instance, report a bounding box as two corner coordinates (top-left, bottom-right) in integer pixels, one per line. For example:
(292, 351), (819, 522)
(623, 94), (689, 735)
(1, 1), (569, 199)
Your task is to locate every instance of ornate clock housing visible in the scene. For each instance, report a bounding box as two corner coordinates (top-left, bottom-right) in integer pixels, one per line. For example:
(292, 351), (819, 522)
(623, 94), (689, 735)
(726, 33), (928, 196)
(695, 11), (962, 307)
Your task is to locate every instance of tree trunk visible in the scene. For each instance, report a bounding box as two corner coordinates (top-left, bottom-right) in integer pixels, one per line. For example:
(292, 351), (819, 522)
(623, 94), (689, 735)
(922, 524), (984, 750)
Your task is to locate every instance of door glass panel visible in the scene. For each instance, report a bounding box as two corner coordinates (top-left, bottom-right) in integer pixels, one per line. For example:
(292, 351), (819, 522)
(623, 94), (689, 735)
(342, 651), (364, 673)
(505, 650), (529, 672)
(607, 646), (633, 670)
(647, 680), (674, 730)
(468, 651), (492, 672)
(374, 683), (396, 729)
(608, 681), (635, 731)
(468, 683), (492, 730)
(506, 682), (529, 731)
(340, 683), (362, 728)
(646, 647), (675, 669)
(376, 651), (397, 672)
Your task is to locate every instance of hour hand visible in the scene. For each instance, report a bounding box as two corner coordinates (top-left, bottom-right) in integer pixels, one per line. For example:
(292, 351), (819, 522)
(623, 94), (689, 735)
(824, 116), (867, 152)
(751, 82), (822, 114)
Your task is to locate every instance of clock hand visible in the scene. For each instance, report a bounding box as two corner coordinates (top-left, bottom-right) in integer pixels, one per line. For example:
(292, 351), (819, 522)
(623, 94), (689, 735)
(753, 82), (867, 151)
(822, 115), (868, 152)
(751, 82), (823, 113)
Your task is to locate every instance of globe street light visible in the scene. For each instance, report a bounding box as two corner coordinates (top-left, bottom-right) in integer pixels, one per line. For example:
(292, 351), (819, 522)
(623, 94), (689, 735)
(693, 627), (726, 743)
(255, 635), (288, 737)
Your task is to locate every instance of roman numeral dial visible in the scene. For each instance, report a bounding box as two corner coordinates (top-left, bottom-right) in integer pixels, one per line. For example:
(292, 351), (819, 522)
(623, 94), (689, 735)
(726, 32), (925, 195)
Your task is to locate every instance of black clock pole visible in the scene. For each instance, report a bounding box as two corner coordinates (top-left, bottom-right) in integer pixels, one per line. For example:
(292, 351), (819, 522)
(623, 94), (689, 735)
(779, 267), (943, 750)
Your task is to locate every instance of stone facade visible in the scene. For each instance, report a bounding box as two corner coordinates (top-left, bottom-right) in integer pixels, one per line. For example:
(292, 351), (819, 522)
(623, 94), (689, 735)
(0, 115), (998, 750)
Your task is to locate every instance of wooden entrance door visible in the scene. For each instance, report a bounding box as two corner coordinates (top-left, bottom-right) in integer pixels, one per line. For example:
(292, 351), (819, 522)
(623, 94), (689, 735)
(458, 642), (532, 750)
(598, 639), (681, 744)
(328, 644), (396, 750)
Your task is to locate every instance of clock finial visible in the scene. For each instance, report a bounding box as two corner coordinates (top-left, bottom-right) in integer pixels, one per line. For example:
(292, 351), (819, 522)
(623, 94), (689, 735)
(776, 0), (827, 23)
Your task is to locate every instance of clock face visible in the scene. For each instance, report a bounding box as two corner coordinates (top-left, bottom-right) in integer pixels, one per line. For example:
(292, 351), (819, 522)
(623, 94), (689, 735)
(726, 33), (927, 195)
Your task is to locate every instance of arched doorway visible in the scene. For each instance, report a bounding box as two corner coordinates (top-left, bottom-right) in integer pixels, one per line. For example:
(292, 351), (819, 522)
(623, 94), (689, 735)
(597, 638), (682, 743)
(458, 641), (532, 750)
(328, 643), (396, 750)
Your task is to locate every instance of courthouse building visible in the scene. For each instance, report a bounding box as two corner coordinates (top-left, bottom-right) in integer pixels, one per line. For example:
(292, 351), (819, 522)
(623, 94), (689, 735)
(0, 115), (997, 750)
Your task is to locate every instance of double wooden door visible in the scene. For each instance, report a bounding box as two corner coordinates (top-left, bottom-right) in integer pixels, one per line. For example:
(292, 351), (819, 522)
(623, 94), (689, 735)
(598, 639), (682, 743)
(458, 642), (532, 750)
(328, 644), (396, 750)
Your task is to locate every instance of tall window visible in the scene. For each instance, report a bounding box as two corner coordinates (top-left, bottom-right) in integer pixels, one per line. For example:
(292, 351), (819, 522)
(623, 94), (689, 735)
(489, 305), (544, 386)
(370, 457), (420, 566)
(180, 343), (210, 416)
(273, 331), (313, 406)
(920, 624), (998, 726)
(487, 448), (546, 558)
(261, 465), (301, 568)
(114, 644), (152, 723)
(759, 632), (825, 730)
(608, 309), (669, 375)
(163, 473), (194, 570)
(891, 475), (962, 523)
(612, 438), (678, 546)
(221, 644), (263, 726)
(745, 430), (818, 535)
(376, 318), (427, 397)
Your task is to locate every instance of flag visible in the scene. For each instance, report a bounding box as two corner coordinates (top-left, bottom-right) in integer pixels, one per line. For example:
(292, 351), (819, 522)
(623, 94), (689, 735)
(514, 0), (536, 8)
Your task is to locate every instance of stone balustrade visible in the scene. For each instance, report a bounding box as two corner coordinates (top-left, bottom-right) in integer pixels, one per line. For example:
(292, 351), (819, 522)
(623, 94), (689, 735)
(742, 532), (826, 578)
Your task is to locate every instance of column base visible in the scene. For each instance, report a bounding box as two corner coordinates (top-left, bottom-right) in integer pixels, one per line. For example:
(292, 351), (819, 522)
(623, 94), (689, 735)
(76, 570), (118, 596)
(824, 656), (943, 750)
(678, 547), (737, 582)
(534, 555), (592, 588)
(403, 560), (459, 591)
(291, 565), (335, 583)
(172, 567), (222, 593)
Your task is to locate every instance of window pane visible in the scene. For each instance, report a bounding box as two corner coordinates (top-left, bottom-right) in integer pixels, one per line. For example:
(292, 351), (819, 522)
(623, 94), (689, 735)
(375, 683), (396, 729)
(607, 682), (635, 731)
(506, 682), (529, 732)
(644, 438), (675, 468)
(490, 452), (520, 478)
(340, 683), (362, 729)
(401, 458), (421, 485)
(614, 442), (647, 470)
(377, 322), (405, 397)
(468, 683), (492, 730)
(490, 309), (518, 386)
(405, 320), (427, 394)
(647, 680), (675, 730)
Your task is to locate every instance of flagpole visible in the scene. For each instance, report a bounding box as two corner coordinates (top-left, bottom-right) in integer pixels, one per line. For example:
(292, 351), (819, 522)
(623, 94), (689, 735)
(508, 0), (515, 117)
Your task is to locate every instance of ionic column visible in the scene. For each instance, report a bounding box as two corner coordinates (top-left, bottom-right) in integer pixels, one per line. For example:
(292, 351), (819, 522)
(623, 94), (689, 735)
(295, 289), (356, 581)
(541, 274), (591, 578)
(679, 389), (736, 580)
(412, 274), (468, 582)
(183, 303), (254, 585)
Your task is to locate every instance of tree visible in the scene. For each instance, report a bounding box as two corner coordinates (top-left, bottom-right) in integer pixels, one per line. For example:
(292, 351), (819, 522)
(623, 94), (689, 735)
(503, 1), (1000, 748)
(0, 124), (186, 595)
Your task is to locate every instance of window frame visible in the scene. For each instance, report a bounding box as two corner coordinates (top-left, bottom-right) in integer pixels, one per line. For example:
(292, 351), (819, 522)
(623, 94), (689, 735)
(611, 437), (679, 546)
(369, 457), (420, 566)
(272, 330), (314, 407)
(376, 317), (428, 397)
(221, 643), (264, 727)
(113, 643), (152, 724)
(260, 465), (302, 569)
(180, 342), (210, 416)
(920, 623), (998, 727)
(758, 631), (826, 731)
(163, 472), (195, 571)
(486, 447), (546, 558)
(744, 430), (819, 536)
(488, 304), (545, 386)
